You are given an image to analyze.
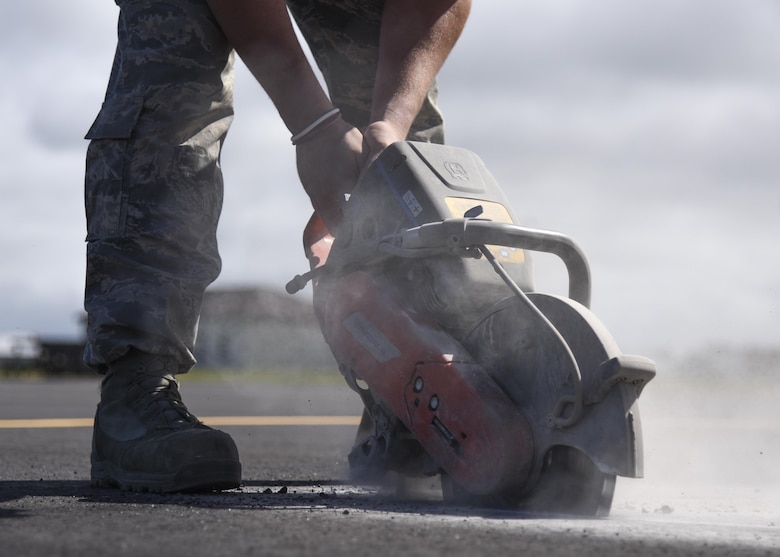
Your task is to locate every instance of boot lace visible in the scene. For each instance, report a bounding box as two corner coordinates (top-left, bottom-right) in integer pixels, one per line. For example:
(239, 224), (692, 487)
(132, 374), (201, 429)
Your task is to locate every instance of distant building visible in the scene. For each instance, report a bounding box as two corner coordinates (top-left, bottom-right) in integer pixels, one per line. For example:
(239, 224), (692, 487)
(0, 287), (335, 373)
(194, 286), (336, 370)
(0, 332), (90, 374)
(39, 341), (91, 374)
(0, 333), (42, 370)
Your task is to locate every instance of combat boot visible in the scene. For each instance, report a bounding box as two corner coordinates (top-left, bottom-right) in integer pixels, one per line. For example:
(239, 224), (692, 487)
(90, 351), (241, 492)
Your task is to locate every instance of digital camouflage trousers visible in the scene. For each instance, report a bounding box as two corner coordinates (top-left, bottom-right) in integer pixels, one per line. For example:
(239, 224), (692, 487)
(84, 0), (445, 371)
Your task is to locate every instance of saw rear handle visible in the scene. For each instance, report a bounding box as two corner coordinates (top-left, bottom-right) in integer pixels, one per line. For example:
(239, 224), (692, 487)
(378, 218), (592, 308)
(288, 217), (592, 308)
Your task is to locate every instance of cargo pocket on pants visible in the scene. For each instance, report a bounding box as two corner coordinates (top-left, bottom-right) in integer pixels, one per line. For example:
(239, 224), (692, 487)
(84, 96), (144, 241)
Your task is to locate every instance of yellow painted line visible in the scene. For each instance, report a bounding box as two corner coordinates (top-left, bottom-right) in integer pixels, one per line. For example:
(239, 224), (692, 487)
(202, 416), (361, 427)
(0, 416), (361, 429)
(0, 418), (95, 429)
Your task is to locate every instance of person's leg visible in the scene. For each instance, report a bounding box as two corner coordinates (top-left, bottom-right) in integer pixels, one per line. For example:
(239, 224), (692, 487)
(286, 0), (447, 480)
(84, 0), (240, 492)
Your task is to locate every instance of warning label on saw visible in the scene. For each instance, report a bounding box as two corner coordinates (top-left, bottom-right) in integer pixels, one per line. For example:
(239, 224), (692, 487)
(343, 312), (401, 363)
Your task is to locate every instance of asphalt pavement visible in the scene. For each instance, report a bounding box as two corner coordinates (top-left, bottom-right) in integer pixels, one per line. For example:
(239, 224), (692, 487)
(1, 369), (778, 556)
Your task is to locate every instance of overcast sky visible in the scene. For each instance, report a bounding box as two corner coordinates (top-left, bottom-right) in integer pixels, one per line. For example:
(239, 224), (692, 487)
(1, 0), (778, 359)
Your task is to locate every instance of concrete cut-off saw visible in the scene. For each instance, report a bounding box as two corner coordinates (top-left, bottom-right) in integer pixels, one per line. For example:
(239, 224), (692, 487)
(287, 141), (656, 517)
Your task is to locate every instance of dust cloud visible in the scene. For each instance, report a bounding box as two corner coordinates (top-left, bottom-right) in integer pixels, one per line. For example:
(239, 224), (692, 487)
(612, 346), (780, 518)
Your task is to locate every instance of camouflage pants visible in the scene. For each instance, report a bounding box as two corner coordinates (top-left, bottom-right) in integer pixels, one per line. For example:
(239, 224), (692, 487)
(84, 0), (444, 372)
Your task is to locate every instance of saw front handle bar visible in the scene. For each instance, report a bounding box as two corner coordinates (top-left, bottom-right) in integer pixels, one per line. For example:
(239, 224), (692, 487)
(378, 218), (592, 308)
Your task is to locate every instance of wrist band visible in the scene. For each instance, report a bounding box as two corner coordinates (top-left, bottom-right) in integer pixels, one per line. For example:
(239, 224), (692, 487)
(291, 108), (341, 145)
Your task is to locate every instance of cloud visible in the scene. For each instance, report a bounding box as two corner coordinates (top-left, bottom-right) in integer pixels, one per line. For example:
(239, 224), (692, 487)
(453, 0), (780, 87)
(443, 0), (780, 183)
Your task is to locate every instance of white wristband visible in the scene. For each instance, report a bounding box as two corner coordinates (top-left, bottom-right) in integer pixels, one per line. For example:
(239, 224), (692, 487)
(290, 108), (341, 145)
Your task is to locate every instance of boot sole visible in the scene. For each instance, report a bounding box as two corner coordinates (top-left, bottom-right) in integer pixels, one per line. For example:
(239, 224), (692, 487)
(91, 458), (242, 493)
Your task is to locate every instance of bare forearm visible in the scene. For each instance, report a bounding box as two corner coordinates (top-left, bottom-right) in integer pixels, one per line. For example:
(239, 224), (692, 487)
(207, 0), (333, 134)
(371, 0), (471, 133)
